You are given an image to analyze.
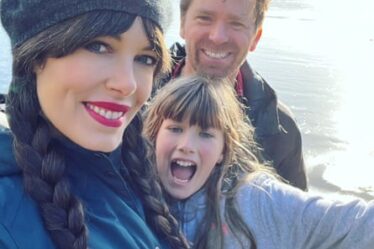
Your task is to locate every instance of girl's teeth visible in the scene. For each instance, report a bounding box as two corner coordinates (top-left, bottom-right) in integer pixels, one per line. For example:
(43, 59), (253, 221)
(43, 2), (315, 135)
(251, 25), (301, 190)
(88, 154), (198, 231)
(176, 160), (194, 167)
(87, 103), (124, 120)
(205, 50), (227, 59)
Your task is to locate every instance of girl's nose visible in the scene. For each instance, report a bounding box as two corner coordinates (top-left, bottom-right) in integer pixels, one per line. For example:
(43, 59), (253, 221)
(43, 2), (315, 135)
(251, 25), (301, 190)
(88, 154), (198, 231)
(177, 132), (196, 154)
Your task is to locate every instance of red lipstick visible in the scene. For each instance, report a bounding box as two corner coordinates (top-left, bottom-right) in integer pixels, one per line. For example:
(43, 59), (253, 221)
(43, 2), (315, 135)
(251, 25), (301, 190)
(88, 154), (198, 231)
(84, 101), (130, 128)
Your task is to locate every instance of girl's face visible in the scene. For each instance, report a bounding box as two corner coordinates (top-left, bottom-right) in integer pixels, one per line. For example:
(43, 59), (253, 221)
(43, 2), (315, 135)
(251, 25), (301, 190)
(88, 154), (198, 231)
(35, 17), (158, 152)
(156, 118), (224, 200)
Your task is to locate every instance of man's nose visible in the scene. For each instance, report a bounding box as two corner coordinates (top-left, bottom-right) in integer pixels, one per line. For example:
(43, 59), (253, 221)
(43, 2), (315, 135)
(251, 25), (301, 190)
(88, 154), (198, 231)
(208, 22), (229, 44)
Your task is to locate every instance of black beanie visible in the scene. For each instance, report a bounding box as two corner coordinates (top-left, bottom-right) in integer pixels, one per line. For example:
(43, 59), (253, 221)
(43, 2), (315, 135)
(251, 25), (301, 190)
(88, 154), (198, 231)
(0, 0), (171, 48)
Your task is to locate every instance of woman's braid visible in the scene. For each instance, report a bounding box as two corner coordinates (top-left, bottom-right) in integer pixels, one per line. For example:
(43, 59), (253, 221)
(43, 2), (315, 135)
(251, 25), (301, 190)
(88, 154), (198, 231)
(122, 114), (190, 249)
(7, 78), (88, 249)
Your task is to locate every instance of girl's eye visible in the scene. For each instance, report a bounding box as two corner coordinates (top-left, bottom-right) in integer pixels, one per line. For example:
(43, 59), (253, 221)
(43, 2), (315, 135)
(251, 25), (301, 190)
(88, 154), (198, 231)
(84, 41), (111, 54)
(167, 126), (183, 133)
(136, 55), (158, 66)
(200, 131), (214, 138)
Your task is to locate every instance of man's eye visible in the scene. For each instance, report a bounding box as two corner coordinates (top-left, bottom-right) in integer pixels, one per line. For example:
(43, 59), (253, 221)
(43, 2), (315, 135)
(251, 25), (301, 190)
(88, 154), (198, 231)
(196, 15), (212, 22)
(232, 22), (244, 28)
(84, 41), (110, 53)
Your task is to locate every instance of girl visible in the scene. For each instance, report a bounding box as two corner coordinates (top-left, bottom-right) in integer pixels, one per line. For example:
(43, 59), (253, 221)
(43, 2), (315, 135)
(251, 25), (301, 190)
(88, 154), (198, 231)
(0, 0), (188, 248)
(143, 76), (374, 249)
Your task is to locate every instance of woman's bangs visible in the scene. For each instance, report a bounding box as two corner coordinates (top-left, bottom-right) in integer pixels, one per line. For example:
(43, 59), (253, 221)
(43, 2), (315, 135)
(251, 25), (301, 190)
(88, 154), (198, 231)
(45, 11), (136, 58)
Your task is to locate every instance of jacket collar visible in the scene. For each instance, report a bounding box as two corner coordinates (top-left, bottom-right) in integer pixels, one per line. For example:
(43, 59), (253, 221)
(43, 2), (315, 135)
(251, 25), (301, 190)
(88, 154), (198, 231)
(0, 128), (123, 177)
(239, 62), (282, 137)
(168, 186), (207, 223)
(52, 132), (123, 176)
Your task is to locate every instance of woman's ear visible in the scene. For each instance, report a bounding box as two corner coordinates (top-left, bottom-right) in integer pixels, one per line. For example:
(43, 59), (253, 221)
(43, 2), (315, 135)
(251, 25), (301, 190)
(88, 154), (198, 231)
(33, 62), (45, 74)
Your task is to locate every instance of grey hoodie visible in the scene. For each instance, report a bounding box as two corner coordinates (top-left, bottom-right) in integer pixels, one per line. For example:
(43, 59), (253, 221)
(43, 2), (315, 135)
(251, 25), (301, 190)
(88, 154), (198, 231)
(171, 174), (374, 249)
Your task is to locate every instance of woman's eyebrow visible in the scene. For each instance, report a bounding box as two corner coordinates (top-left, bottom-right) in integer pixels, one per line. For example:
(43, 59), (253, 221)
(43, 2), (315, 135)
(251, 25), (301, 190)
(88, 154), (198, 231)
(142, 45), (155, 51)
(99, 35), (155, 52)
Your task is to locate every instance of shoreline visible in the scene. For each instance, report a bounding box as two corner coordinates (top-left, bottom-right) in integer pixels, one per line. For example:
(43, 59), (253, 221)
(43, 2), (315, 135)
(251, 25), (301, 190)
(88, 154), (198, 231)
(308, 164), (374, 201)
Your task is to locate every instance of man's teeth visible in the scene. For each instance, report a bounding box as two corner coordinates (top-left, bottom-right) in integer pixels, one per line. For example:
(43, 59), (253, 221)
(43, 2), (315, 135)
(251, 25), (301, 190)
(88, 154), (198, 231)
(204, 50), (228, 59)
(175, 160), (194, 167)
(87, 103), (124, 120)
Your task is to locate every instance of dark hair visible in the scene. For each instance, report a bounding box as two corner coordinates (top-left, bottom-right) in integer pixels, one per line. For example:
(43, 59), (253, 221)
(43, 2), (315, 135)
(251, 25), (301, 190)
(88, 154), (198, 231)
(144, 76), (273, 249)
(180, 0), (271, 28)
(6, 11), (188, 249)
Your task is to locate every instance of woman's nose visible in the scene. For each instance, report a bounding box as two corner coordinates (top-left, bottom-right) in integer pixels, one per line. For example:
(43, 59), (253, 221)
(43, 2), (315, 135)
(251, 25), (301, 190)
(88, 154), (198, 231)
(106, 60), (137, 97)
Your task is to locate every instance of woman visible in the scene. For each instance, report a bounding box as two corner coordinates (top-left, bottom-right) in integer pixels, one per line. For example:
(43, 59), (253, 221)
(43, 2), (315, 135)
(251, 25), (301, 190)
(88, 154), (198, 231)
(143, 75), (374, 249)
(0, 0), (188, 248)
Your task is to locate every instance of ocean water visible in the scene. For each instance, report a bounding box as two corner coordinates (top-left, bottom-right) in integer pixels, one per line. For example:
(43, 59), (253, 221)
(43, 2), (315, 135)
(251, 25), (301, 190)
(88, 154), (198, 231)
(250, 0), (374, 200)
(1, 0), (374, 200)
(0, 24), (11, 94)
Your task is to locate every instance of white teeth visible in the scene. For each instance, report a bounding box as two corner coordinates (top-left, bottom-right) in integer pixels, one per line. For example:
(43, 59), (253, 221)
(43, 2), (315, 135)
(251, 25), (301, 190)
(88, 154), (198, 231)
(174, 178), (189, 184)
(94, 106), (100, 113)
(204, 50), (228, 59)
(86, 103), (124, 120)
(175, 160), (194, 167)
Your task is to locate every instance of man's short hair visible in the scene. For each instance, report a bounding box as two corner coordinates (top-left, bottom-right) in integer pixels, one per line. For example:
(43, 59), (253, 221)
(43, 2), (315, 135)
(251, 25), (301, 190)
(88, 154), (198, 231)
(179, 0), (271, 29)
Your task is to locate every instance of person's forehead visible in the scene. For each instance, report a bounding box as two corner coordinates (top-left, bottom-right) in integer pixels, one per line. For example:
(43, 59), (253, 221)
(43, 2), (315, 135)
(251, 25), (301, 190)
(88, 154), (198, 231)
(189, 0), (256, 9)
(188, 0), (256, 19)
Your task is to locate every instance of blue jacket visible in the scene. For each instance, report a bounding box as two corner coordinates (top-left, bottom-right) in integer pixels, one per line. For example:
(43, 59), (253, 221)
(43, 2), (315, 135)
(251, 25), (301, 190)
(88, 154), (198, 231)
(0, 130), (167, 249)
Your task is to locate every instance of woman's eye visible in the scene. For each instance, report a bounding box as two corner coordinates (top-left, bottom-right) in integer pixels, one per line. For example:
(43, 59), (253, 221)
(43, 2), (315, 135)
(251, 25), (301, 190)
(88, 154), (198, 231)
(136, 55), (158, 66)
(84, 41), (110, 54)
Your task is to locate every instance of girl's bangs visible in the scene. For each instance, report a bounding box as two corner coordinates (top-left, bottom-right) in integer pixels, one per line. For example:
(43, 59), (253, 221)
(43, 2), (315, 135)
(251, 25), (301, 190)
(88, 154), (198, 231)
(161, 84), (223, 130)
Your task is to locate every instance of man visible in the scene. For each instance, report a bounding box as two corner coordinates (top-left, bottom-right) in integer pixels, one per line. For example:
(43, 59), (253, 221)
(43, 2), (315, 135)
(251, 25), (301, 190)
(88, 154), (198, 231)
(158, 0), (308, 190)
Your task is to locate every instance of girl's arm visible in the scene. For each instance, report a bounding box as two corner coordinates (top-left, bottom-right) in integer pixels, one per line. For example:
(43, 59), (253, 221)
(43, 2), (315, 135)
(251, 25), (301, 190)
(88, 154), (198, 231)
(236, 174), (374, 249)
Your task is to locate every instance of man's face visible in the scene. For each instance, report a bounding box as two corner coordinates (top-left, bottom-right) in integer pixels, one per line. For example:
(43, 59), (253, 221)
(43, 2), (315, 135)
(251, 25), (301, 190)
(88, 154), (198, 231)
(180, 0), (262, 78)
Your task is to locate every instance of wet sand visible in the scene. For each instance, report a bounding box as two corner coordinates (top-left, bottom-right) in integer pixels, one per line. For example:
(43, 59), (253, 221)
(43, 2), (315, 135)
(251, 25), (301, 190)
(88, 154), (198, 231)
(308, 164), (374, 201)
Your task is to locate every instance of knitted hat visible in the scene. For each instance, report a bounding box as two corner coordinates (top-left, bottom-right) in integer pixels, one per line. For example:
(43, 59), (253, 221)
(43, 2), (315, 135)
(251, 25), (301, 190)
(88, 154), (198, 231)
(1, 0), (171, 48)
